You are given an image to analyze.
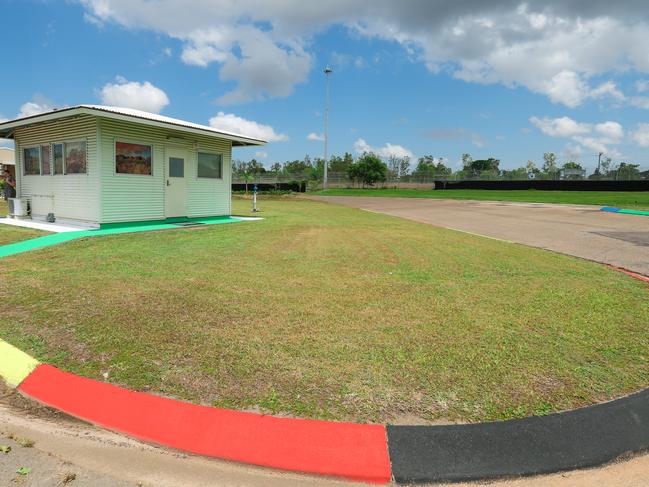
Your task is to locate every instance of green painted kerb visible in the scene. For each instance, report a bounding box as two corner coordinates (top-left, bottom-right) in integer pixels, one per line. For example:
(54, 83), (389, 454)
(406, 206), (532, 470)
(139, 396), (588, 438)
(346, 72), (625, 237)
(0, 339), (40, 388)
(0, 216), (243, 259)
(618, 209), (649, 216)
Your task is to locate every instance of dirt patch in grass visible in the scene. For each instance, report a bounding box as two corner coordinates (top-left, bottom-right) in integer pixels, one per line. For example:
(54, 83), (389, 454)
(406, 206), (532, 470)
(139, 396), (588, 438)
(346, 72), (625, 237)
(1, 197), (648, 423)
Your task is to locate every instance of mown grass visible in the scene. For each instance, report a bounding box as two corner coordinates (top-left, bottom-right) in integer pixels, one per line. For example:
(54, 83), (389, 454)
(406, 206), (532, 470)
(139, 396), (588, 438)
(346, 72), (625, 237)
(314, 188), (649, 209)
(1, 197), (648, 423)
(0, 200), (48, 245)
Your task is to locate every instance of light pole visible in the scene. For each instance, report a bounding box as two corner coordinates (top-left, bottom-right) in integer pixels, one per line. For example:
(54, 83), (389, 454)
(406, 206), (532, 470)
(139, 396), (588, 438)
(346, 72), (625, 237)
(597, 152), (603, 176)
(323, 65), (333, 189)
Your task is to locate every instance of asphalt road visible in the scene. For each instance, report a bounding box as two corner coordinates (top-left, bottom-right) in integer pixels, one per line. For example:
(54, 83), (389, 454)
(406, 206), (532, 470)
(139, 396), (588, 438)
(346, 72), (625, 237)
(312, 196), (649, 276)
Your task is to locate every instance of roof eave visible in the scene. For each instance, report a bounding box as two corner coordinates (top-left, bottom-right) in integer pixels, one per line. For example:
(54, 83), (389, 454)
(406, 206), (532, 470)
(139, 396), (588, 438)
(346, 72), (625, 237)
(75, 108), (267, 146)
(0, 107), (267, 146)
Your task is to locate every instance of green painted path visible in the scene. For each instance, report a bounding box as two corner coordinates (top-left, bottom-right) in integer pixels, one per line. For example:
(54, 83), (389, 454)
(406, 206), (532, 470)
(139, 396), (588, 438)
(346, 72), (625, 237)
(0, 216), (242, 259)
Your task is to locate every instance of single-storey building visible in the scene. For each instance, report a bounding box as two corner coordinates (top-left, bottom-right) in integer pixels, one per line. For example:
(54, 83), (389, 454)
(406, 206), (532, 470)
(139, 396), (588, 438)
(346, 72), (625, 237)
(0, 105), (266, 227)
(0, 147), (15, 179)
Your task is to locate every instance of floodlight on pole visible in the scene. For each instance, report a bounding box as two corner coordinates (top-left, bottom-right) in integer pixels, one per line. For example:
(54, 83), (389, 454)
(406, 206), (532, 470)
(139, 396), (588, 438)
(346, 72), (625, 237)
(597, 152), (603, 175)
(323, 65), (333, 189)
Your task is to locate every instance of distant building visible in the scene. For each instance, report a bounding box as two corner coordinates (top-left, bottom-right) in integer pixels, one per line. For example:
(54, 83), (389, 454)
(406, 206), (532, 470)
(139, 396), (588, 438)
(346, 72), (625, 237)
(560, 167), (586, 180)
(0, 147), (15, 179)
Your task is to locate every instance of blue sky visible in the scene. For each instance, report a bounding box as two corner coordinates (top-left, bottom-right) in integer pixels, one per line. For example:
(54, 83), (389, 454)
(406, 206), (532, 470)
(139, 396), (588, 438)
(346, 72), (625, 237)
(2, 0), (649, 171)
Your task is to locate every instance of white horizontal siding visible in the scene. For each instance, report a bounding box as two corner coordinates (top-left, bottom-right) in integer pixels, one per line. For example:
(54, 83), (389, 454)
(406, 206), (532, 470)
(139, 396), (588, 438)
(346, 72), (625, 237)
(14, 116), (99, 223)
(99, 118), (232, 223)
(187, 138), (232, 217)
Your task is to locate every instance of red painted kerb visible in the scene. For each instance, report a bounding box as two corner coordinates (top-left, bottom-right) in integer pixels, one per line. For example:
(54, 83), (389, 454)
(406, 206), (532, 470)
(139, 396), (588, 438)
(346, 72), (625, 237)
(18, 365), (391, 484)
(607, 265), (649, 284)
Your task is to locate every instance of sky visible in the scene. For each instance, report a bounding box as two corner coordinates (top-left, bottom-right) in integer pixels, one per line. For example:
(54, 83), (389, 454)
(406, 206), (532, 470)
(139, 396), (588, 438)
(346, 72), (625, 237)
(1, 1), (649, 172)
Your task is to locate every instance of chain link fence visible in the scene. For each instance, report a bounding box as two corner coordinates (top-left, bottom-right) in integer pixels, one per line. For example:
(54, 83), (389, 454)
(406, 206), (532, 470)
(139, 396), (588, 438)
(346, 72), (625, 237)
(233, 169), (649, 191)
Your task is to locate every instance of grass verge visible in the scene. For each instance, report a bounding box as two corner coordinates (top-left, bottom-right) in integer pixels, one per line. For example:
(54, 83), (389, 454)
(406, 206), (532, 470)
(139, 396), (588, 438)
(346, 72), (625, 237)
(1, 197), (647, 423)
(313, 188), (649, 209)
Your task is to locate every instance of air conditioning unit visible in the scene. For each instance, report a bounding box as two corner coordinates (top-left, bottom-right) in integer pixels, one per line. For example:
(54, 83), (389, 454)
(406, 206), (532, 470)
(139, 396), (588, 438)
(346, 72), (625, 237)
(8, 198), (29, 218)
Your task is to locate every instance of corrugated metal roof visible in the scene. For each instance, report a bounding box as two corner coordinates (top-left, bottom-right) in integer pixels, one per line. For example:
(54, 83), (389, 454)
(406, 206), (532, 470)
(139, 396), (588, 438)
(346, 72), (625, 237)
(0, 105), (267, 146)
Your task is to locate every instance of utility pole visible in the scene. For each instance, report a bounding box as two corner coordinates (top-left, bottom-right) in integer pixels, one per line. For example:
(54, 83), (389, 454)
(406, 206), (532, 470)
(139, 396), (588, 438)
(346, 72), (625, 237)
(323, 65), (333, 189)
(597, 152), (603, 176)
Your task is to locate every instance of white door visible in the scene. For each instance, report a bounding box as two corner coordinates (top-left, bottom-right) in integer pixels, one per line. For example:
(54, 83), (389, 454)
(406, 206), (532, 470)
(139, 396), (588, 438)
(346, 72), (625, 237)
(165, 148), (187, 218)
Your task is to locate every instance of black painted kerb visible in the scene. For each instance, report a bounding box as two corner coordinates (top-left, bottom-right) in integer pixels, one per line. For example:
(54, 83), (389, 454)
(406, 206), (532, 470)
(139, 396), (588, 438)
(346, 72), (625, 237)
(388, 387), (649, 484)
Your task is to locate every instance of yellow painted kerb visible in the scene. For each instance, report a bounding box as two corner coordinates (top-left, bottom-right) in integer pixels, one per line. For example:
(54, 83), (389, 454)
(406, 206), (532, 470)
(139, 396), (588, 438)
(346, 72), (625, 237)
(0, 339), (40, 388)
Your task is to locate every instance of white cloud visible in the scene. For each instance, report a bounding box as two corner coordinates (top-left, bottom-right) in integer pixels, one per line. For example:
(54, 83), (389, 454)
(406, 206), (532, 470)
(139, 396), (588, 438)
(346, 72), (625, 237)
(209, 111), (288, 142)
(307, 132), (324, 141)
(18, 98), (56, 118)
(330, 52), (366, 71)
(629, 96), (649, 110)
(529, 116), (590, 138)
(631, 123), (649, 147)
(636, 80), (649, 93)
(99, 77), (170, 113)
(254, 151), (268, 158)
(530, 116), (624, 156)
(353, 138), (414, 159)
(79, 2), (649, 108)
(590, 81), (625, 101)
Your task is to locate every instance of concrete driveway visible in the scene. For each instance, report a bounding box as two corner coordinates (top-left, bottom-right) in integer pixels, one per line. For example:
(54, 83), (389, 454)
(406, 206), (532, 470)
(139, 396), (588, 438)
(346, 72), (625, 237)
(311, 196), (649, 276)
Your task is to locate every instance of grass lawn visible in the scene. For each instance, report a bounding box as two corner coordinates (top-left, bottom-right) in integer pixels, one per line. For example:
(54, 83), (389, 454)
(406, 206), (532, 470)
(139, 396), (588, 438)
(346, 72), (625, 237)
(1, 197), (648, 424)
(0, 199), (49, 245)
(313, 188), (649, 210)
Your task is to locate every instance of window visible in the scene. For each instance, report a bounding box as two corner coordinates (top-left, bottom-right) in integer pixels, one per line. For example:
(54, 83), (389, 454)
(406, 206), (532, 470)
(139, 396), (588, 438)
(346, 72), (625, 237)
(197, 152), (222, 178)
(115, 141), (152, 175)
(169, 157), (184, 177)
(23, 147), (40, 175)
(53, 144), (64, 174)
(65, 141), (87, 174)
(41, 145), (51, 175)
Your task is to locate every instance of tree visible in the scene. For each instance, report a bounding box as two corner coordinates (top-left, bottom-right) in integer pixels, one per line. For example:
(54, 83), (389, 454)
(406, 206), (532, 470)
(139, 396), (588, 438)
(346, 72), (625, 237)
(387, 155), (411, 179)
(247, 159), (266, 175)
(600, 157), (612, 176)
(615, 162), (641, 180)
(399, 157), (411, 178)
(461, 153), (473, 169)
(501, 167), (528, 180)
(526, 160), (540, 178)
(347, 153), (388, 187)
(270, 162), (282, 174)
(412, 155), (436, 179)
(283, 158), (312, 174)
(433, 158), (453, 178)
(542, 152), (558, 178)
(329, 152), (354, 174)
(412, 156), (452, 179)
(464, 158), (500, 177)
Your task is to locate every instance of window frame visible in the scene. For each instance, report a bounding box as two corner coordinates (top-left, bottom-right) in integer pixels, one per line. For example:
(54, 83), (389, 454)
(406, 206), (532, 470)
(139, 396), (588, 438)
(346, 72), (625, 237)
(114, 139), (154, 177)
(52, 142), (65, 175)
(196, 151), (224, 180)
(22, 146), (41, 176)
(63, 139), (88, 175)
(40, 144), (51, 176)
